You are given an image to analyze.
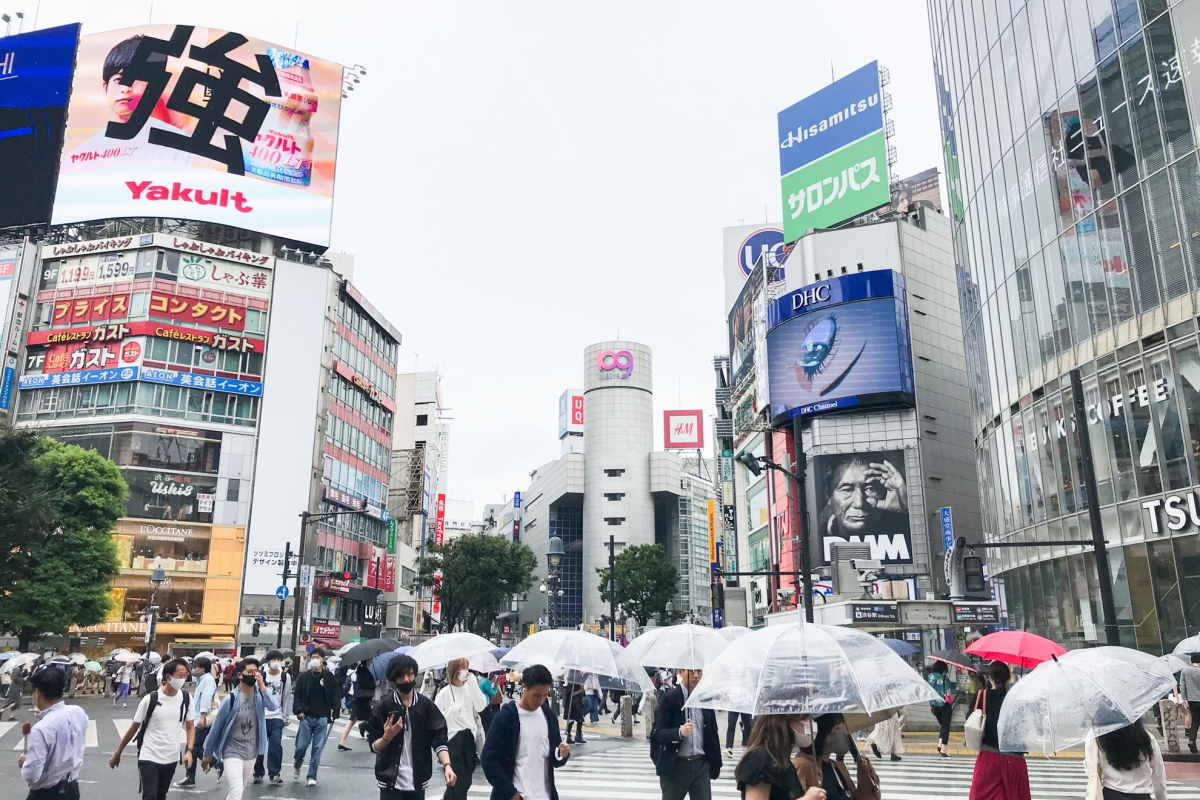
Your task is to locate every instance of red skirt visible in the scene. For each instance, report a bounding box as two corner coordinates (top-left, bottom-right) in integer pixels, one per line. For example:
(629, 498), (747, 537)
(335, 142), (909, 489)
(969, 749), (1032, 800)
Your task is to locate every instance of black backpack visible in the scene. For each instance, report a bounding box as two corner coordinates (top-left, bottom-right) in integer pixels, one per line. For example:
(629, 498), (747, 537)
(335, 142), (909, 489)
(135, 689), (191, 758)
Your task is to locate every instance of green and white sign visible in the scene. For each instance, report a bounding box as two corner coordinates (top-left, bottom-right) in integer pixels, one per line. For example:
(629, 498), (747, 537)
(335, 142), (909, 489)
(781, 129), (890, 240)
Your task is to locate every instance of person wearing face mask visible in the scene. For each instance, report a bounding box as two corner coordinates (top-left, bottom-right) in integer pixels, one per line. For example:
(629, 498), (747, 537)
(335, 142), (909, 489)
(202, 658), (278, 800)
(109, 659), (195, 800)
(178, 656), (217, 788)
(435, 658), (487, 800)
(19, 666), (89, 800)
(253, 650), (292, 785)
(292, 648), (341, 787)
(650, 667), (722, 800)
(364, 654), (456, 800)
(734, 714), (824, 800)
(793, 714), (880, 800)
(339, 657), (377, 751)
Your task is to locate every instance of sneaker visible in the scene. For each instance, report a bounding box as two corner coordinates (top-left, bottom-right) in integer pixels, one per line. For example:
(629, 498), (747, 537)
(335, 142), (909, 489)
(725, 747), (733, 757)
(566, 735), (574, 744)
(253, 775), (263, 784)
(270, 774), (282, 785)
(174, 778), (196, 788)
(294, 764), (302, 781)
(576, 737), (586, 744)
(307, 778), (317, 787)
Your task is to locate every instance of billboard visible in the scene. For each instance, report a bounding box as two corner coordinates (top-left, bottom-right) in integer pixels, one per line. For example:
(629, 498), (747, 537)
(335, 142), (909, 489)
(728, 260), (765, 389)
(0, 24), (80, 229)
(558, 388), (584, 438)
(766, 271), (913, 419)
(778, 61), (890, 242)
(722, 224), (787, 314)
(663, 409), (704, 449)
(813, 449), (912, 564)
(52, 25), (342, 247)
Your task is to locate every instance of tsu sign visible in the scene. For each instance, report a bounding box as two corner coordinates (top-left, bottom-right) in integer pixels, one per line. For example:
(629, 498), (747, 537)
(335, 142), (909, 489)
(663, 409), (705, 449)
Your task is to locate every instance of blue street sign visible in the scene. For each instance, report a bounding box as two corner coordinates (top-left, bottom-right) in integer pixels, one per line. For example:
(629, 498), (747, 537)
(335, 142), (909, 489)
(275, 585), (289, 601)
(940, 507), (954, 553)
(256, 615), (266, 624)
(306, 644), (315, 654)
(513, 491), (521, 509)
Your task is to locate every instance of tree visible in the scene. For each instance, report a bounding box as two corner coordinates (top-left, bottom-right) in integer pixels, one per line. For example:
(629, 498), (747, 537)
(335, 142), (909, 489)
(415, 533), (537, 636)
(0, 424), (126, 650)
(597, 543), (679, 627)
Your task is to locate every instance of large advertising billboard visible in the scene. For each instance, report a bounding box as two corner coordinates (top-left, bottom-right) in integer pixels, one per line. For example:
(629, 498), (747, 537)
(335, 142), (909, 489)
(813, 449), (912, 564)
(52, 25), (342, 247)
(778, 61), (890, 242)
(766, 271), (913, 419)
(721, 224), (786, 314)
(0, 24), (80, 230)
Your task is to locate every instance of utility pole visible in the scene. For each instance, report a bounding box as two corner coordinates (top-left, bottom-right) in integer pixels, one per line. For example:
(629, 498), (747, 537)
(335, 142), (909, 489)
(608, 534), (617, 641)
(289, 511), (310, 656)
(1069, 368), (1121, 645)
(791, 415), (814, 623)
(277, 541), (291, 648)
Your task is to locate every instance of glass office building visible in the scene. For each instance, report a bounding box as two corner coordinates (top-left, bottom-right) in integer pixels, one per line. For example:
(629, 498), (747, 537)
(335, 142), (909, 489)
(928, 0), (1200, 651)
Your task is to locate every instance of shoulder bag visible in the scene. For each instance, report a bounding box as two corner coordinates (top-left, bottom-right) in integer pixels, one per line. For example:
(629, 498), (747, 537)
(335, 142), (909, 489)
(963, 689), (987, 751)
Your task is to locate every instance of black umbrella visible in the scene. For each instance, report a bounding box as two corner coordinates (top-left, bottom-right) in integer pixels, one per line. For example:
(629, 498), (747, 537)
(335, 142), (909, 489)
(928, 649), (979, 672)
(339, 638), (402, 665)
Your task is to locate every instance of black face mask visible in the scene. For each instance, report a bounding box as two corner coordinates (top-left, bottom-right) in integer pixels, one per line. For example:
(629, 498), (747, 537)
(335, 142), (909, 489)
(241, 673), (257, 687)
(395, 680), (416, 695)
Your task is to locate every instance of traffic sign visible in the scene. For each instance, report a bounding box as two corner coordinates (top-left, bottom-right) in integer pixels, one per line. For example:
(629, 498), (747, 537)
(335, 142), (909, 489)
(256, 615), (266, 624)
(276, 585), (289, 600)
(299, 633), (311, 644)
(940, 507), (954, 553)
(305, 643), (315, 654)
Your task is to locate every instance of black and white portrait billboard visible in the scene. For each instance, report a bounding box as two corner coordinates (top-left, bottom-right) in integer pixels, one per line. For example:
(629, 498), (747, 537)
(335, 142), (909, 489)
(813, 449), (912, 564)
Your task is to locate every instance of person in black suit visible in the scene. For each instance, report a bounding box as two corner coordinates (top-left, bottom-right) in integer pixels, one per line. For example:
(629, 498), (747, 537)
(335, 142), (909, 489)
(650, 668), (721, 800)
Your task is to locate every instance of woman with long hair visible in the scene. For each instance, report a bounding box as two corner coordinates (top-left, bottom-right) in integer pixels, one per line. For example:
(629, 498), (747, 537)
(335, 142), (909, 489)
(968, 660), (1031, 800)
(733, 714), (825, 800)
(1084, 720), (1166, 800)
(927, 661), (954, 757)
(794, 714), (879, 800)
(434, 657), (487, 800)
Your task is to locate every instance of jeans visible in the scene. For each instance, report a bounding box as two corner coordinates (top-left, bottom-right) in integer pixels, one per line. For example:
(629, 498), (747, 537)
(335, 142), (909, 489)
(254, 718), (285, 778)
(221, 757), (255, 800)
(138, 760), (177, 800)
(585, 694), (599, 723)
(185, 726), (210, 780)
(294, 716), (330, 781)
(116, 682), (130, 704)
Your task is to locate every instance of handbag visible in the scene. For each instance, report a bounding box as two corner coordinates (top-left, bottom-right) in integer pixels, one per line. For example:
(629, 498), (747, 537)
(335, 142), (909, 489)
(963, 690), (987, 751)
(853, 754), (882, 800)
(1084, 740), (1104, 800)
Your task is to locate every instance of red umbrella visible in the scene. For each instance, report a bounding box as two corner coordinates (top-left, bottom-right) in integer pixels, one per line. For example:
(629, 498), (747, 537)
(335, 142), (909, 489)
(964, 631), (1066, 669)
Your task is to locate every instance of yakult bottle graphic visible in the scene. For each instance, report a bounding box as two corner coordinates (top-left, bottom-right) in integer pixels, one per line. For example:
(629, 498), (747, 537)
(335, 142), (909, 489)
(246, 48), (317, 186)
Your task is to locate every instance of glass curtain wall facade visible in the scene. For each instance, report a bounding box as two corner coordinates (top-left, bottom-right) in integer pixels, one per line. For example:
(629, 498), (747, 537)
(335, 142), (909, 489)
(548, 505), (583, 629)
(929, 0), (1200, 652)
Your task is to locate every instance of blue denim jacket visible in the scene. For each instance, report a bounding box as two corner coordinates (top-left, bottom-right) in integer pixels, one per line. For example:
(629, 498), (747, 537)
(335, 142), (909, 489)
(203, 686), (279, 763)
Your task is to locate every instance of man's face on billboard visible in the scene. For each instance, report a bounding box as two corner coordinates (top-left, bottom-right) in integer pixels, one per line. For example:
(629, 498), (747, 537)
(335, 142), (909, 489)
(830, 461), (883, 534)
(103, 71), (147, 122)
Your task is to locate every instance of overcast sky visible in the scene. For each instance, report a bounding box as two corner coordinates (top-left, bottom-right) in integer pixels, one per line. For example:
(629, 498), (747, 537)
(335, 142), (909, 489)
(28, 1), (944, 513)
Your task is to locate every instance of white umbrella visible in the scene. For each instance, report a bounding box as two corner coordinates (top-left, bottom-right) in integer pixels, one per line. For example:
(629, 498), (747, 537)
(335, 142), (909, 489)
(0, 653), (39, 675)
(67, 654), (87, 665)
(467, 651), (502, 674)
(408, 632), (497, 672)
(334, 642), (356, 656)
(1173, 635), (1200, 655)
(683, 622), (939, 716)
(1162, 654), (1190, 674)
(717, 626), (753, 643)
(624, 623), (730, 670)
(192, 651), (216, 661)
(500, 629), (654, 693)
(997, 646), (1177, 753)
(113, 651), (143, 664)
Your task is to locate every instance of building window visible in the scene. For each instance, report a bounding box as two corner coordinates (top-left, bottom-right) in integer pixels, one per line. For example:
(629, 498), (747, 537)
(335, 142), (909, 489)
(604, 469), (625, 477)
(226, 478), (240, 502)
(604, 517), (625, 525)
(416, 414), (428, 426)
(604, 493), (625, 501)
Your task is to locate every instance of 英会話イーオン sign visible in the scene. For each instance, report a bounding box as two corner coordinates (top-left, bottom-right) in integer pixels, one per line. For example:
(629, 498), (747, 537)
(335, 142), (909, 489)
(777, 61), (890, 242)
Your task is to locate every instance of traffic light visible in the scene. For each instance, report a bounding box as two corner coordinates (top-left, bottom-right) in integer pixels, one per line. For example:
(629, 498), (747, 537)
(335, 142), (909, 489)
(964, 554), (986, 593)
(737, 452), (762, 477)
(342, 571), (351, 581)
(252, 622), (260, 637)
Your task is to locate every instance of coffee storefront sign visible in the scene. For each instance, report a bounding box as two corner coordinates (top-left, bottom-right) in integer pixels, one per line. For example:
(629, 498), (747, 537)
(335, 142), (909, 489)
(1022, 379), (1171, 453)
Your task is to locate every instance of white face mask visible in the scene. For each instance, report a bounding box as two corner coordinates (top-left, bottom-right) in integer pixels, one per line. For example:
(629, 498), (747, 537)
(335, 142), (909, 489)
(268, 661), (281, 672)
(309, 659), (322, 671)
(168, 677), (186, 691)
(457, 670), (469, 683)
(792, 718), (814, 750)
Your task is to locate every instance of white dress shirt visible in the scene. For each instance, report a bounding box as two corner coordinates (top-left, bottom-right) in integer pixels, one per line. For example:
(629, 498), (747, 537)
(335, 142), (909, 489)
(1084, 730), (1167, 800)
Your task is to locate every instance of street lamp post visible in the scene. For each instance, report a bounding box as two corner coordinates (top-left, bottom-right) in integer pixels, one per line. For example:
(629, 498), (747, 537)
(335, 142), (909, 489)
(289, 508), (370, 656)
(145, 565), (166, 655)
(376, 592), (388, 640)
(545, 535), (563, 629)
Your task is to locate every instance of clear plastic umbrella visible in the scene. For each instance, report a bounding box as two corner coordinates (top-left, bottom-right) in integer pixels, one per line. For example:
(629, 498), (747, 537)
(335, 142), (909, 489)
(408, 632), (497, 671)
(997, 646), (1177, 753)
(1162, 654), (1190, 674)
(113, 651), (143, 664)
(467, 651), (502, 674)
(0, 653), (39, 675)
(624, 624), (730, 670)
(717, 626), (753, 643)
(67, 653), (87, 665)
(500, 629), (654, 693)
(682, 622), (939, 716)
(1173, 635), (1200, 655)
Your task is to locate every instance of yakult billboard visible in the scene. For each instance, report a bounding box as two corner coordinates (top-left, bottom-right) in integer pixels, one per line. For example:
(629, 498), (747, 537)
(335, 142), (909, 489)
(52, 25), (342, 247)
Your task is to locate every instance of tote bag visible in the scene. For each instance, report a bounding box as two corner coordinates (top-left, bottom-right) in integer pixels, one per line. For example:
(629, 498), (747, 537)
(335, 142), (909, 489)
(963, 690), (987, 751)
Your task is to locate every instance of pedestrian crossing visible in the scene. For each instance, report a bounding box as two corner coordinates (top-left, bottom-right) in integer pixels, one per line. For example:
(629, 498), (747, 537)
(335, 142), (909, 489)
(0, 712), (312, 752)
(2, 719), (98, 750)
(459, 744), (1200, 800)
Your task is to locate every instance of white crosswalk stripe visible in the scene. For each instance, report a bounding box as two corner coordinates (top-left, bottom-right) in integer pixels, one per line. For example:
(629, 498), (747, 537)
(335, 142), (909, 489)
(4, 719), (98, 750)
(461, 744), (1200, 800)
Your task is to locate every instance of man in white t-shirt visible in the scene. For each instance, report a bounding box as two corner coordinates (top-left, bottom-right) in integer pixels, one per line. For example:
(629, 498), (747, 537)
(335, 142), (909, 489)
(481, 664), (570, 800)
(109, 658), (195, 800)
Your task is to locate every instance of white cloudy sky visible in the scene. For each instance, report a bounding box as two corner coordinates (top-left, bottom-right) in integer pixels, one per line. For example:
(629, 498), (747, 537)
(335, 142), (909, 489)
(27, 1), (944, 512)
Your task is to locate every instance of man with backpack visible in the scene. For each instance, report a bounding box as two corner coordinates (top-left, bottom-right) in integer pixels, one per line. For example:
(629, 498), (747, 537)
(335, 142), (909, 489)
(109, 658), (196, 800)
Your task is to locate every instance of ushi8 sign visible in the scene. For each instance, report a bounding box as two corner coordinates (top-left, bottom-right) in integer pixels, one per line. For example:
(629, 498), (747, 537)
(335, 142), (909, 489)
(52, 25), (342, 247)
(777, 61), (890, 242)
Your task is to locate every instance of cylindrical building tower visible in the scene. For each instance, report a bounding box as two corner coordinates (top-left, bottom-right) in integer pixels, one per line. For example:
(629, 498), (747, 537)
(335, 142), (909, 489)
(581, 341), (654, 625)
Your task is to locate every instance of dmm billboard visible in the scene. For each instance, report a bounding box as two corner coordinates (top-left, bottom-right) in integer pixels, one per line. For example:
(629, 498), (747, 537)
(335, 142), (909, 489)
(52, 25), (342, 247)
(778, 61), (889, 241)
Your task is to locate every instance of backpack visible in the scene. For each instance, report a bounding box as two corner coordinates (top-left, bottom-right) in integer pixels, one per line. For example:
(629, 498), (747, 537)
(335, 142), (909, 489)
(135, 689), (191, 758)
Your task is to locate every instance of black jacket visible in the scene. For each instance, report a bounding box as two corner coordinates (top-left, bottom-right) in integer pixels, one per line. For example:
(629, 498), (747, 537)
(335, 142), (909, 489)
(481, 700), (569, 800)
(293, 668), (341, 722)
(650, 686), (721, 780)
(353, 664), (377, 699)
(365, 689), (449, 791)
